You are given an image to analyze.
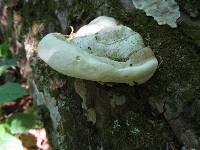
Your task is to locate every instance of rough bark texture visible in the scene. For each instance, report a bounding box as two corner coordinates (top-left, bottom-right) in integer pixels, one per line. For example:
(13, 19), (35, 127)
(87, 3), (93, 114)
(1, 0), (200, 149)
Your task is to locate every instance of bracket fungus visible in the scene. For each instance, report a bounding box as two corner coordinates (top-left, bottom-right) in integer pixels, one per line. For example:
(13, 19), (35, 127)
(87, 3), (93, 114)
(38, 16), (158, 85)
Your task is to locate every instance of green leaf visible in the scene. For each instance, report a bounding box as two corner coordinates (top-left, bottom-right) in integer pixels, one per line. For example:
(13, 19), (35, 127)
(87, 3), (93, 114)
(0, 66), (7, 76)
(0, 125), (23, 150)
(6, 112), (36, 134)
(0, 83), (27, 103)
(0, 59), (16, 76)
(0, 59), (16, 66)
(0, 42), (9, 58)
(0, 107), (4, 116)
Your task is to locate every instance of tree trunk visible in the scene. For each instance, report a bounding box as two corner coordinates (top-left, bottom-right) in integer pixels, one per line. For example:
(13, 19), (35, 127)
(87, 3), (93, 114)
(1, 0), (200, 149)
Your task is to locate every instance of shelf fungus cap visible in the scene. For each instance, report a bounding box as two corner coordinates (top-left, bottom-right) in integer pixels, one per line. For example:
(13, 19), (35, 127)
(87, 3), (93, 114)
(38, 16), (158, 85)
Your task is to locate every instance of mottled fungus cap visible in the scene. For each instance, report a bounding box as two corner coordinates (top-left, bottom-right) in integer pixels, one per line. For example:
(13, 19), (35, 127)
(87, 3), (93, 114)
(38, 16), (158, 85)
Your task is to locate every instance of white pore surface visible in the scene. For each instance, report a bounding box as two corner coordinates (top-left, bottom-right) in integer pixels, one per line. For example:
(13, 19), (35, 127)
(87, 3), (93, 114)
(38, 16), (158, 85)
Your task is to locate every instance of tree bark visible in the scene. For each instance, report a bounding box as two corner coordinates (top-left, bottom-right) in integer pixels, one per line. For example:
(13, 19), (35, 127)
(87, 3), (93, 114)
(2, 0), (200, 149)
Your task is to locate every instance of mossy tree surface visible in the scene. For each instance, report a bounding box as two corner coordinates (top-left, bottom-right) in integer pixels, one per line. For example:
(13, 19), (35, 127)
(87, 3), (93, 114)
(2, 0), (200, 149)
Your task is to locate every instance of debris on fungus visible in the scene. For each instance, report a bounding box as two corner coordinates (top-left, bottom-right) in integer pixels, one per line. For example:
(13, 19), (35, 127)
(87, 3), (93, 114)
(38, 16), (158, 85)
